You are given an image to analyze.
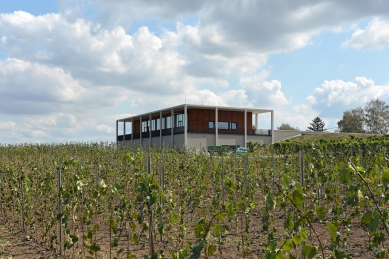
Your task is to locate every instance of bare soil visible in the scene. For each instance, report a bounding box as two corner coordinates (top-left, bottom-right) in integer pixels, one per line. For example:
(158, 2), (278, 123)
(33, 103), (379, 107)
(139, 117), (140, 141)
(0, 206), (385, 259)
(0, 222), (58, 259)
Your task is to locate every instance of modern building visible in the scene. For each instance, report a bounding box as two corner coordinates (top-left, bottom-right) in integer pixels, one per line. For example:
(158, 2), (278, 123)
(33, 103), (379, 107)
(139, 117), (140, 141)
(116, 104), (274, 150)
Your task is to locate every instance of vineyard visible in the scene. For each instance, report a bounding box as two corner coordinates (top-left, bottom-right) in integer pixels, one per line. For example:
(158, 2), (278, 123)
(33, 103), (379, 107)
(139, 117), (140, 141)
(1, 136), (389, 259)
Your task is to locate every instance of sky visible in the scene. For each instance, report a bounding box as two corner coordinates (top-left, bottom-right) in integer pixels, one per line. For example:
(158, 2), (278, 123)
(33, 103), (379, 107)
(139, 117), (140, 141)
(0, 0), (388, 143)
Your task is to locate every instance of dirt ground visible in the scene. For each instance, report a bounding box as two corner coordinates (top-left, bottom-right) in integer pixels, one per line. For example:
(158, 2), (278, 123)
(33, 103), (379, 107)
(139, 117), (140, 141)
(0, 221), (58, 259)
(0, 208), (385, 259)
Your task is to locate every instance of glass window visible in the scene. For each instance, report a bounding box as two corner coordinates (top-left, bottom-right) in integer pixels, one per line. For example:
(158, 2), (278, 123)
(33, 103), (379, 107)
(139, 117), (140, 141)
(166, 117), (171, 128)
(218, 122), (229, 129)
(176, 114), (184, 127)
(209, 121), (215, 128)
(231, 122), (237, 130)
(142, 120), (150, 132)
(156, 118), (160, 130)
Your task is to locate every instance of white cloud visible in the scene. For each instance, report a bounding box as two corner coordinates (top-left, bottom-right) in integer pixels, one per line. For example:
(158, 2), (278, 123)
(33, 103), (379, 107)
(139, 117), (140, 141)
(342, 18), (389, 49)
(87, 0), (389, 55)
(314, 77), (389, 107)
(31, 130), (49, 137)
(97, 124), (114, 133)
(239, 73), (289, 108)
(311, 77), (389, 118)
(0, 58), (123, 115)
(0, 121), (16, 130)
(0, 12), (191, 94)
(2, 1), (388, 143)
(305, 96), (317, 105)
(293, 104), (310, 114)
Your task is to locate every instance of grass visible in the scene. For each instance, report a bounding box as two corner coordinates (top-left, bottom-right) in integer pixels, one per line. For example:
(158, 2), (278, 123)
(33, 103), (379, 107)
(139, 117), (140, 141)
(284, 132), (376, 143)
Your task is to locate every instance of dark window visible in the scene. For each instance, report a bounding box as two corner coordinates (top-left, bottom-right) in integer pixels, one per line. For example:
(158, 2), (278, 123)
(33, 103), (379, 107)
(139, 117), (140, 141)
(230, 122), (237, 130)
(209, 121), (215, 128)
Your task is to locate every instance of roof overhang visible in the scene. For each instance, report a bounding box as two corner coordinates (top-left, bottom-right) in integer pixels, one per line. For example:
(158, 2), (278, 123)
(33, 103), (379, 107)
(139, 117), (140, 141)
(117, 104), (273, 122)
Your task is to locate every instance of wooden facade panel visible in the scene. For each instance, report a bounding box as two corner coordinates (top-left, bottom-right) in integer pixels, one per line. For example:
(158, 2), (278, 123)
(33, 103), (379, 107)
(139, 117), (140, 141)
(237, 113), (243, 123)
(231, 111), (238, 123)
(218, 110), (226, 122)
(133, 120), (140, 133)
(247, 112), (253, 135)
(130, 108), (255, 135)
(209, 110), (215, 121)
(190, 109), (197, 122)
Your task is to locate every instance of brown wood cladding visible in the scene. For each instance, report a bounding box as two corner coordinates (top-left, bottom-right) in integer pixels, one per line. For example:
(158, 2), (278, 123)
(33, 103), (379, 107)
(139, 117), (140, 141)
(132, 108), (253, 134)
(133, 120), (140, 133)
(188, 108), (252, 134)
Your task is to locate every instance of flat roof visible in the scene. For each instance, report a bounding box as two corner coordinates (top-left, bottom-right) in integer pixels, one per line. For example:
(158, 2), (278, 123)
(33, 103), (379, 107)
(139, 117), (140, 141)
(117, 104), (273, 122)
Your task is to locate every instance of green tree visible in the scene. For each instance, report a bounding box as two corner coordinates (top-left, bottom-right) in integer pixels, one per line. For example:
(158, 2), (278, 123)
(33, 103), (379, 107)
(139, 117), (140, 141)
(307, 116), (327, 131)
(277, 123), (299, 130)
(337, 107), (365, 133)
(364, 98), (389, 134)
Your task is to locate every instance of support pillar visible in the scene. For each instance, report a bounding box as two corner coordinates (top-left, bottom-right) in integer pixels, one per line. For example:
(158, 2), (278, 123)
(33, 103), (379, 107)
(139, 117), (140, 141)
(184, 105), (187, 147)
(123, 119), (126, 146)
(140, 116), (142, 146)
(244, 109), (247, 148)
(271, 110), (274, 144)
(255, 114), (258, 134)
(171, 108), (174, 147)
(116, 120), (118, 146)
(149, 113), (152, 147)
(131, 118), (133, 145)
(159, 111), (162, 148)
(215, 107), (218, 146)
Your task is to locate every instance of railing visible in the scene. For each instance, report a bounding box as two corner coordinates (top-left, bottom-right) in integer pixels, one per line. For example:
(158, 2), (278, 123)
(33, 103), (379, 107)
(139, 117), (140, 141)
(117, 127), (183, 141)
(188, 125), (243, 134)
(188, 126), (267, 135)
(117, 127), (272, 141)
(173, 126), (184, 134)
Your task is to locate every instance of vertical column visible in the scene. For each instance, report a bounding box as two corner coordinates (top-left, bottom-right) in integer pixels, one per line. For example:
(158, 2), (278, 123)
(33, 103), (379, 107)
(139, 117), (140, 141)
(171, 108), (174, 147)
(159, 111), (162, 147)
(149, 113), (152, 147)
(123, 119), (126, 146)
(116, 120), (118, 146)
(255, 114), (258, 134)
(244, 109), (247, 148)
(271, 110), (274, 144)
(184, 105), (188, 147)
(140, 116), (142, 146)
(131, 118), (133, 145)
(215, 107), (218, 146)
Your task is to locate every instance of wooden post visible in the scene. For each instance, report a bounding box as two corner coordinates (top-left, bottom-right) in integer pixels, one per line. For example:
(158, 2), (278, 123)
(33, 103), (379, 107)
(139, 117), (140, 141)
(19, 169), (25, 234)
(58, 157), (63, 256)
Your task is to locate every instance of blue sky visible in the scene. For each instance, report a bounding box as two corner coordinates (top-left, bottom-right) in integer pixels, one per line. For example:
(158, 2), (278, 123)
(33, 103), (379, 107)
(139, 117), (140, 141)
(0, 0), (389, 143)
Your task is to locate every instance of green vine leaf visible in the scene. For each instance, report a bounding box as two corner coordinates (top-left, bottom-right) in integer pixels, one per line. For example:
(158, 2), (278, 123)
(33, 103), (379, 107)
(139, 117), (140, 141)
(315, 206), (326, 221)
(302, 244), (317, 259)
(212, 224), (222, 237)
(326, 222), (337, 243)
(292, 189), (304, 208)
(381, 170), (389, 188)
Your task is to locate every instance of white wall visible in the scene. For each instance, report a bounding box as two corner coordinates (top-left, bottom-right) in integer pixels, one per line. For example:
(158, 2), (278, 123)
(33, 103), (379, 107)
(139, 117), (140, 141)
(247, 135), (272, 145)
(218, 134), (244, 147)
(273, 130), (302, 142)
(187, 133), (215, 150)
(119, 132), (272, 150)
(173, 134), (185, 147)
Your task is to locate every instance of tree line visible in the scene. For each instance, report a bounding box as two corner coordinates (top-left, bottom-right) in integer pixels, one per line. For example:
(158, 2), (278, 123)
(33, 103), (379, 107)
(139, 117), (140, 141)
(277, 98), (389, 134)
